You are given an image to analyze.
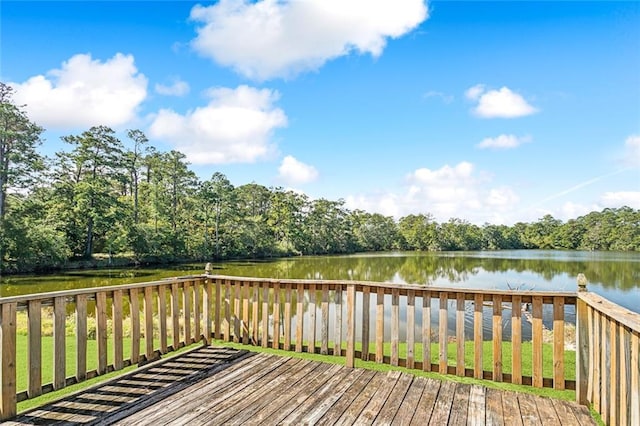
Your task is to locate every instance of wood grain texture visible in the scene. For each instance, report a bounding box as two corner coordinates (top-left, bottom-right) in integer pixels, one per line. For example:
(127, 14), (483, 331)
(27, 300), (42, 398)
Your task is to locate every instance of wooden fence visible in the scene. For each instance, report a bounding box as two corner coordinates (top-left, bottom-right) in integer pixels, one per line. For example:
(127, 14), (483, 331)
(0, 270), (638, 425)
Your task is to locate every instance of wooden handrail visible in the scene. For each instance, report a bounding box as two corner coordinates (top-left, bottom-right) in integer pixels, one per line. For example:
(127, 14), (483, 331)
(1, 270), (638, 425)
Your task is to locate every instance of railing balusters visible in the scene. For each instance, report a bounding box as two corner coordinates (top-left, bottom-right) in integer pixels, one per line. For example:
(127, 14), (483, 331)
(439, 291), (448, 374)
(456, 293), (465, 376)
(361, 286), (370, 361)
(130, 288), (141, 362)
(511, 295), (522, 385)
(473, 294), (483, 379)
(532, 295), (543, 388)
(407, 289), (415, 370)
(27, 300), (41, 398)
(112, 290), (123, 370)
(376, 287), (384, 363)
(492, 295), (502, 382)
(96, 292), (108, 374)
(144, 286), (154, 359)
(1, 272), (637, 423)
(423, 290), (431, 372)
(158, 285), (168, 352)
(53, 296), (66, 390)
(272, 282), (280, 349)
(321, 286), (329, 355)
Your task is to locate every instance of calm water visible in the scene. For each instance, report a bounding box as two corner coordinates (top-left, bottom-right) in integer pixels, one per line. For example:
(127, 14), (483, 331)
(1, 250), (638, 314)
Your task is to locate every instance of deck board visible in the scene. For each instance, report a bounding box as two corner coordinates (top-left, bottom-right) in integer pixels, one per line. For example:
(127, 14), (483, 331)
(5, 346), (596, 426)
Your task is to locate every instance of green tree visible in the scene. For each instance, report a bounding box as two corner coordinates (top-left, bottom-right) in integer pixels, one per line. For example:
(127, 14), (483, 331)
(0, 82), (45, 270)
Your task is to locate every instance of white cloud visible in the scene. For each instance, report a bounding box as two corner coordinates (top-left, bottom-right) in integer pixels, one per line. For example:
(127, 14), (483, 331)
(277, 155), (319, 185)
(190, 0), (428, 80)
(466, 85), (537, 118)
(624, 134), (640, 167)
(155, 78), (190, 96)
(345, 161), (520, 224)
(477, 134), (532, 149)
(148, 85), (287, 164)
(600, 191), (640, 208)
(10, 53), (147, 128)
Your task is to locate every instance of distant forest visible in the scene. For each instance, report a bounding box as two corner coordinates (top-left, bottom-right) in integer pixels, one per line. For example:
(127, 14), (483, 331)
(2, 82), (639, 273)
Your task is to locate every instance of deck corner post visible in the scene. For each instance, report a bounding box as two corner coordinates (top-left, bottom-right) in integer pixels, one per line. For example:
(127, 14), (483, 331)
(346, 283), (356, 368)
(576, 275), (589, 405)
(0, 302), (17, 420)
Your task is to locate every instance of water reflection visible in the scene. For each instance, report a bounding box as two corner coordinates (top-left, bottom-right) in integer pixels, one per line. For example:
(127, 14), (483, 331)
(1, 250), (638, 313)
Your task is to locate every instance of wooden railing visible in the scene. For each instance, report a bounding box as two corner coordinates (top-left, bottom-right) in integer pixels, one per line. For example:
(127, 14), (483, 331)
(576, 274), (640, 426)
(0, 269), (638, 425)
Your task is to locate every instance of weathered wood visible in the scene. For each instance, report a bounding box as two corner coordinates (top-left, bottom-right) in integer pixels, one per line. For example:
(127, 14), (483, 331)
(262, 283), (269, 348)
(315, 369), (376, 425)
(158, 284), (168, 351)
(362, 286), (371, 361)
(193, 280), (202, 341)
(407, 289), (415, 370)
(242, 281), (250, 345)
(346, 284), (356, 368)
(214, 278), (221, 340)
(28, 300), (42, 398)
(334, 284), (342, 356)
(224, 280), (231, 342)
(410, 377), (440, 425)
(391, 288), (400, 366)
(233, 280), (240, 343)
(619, 323), (628, 426)
(429, 379), (456, 424)
(284, 283), (292, 350)
(512, 295), (522, 385)
(423, 291), (432, 372)
(395, 375), (426, 424)
(632, 330), (639, 426)
(112, 290), (123, 370)
(576, 298), (589, 405)
(456, 293), (465, 376)
(501, 391), (523, 425)
(578, 291), (640, 332)
(439, 292), (448, 374)
(609, 317), (617, 425)
(448, 383), (471, 426)
(532, 295), (543, 388)
(468, 384), (486, 426)
(252, 281), (259, 344)
(296, 283), (304, 352)
(376, 287), (384, 363)
(184, 281), (193, 344)
(96, 292), (108, 375)
(493, 294), (503, 382)
(272, 281), (281, 349)
(600, 310), (609, 424)
(144, 286), (154, 358)
(0, 302), (17, 420)
(474, 293), (483, 379)
(593, 309), (601, 412)
(53, 296), (66, 390)
(171, 283), (180, 348)
(308, 283), (317, 354)
(356, 370), (401, 423)
(204, 279), (213, 345)
(516, 392), (539, 424)
(321, 285), (329, 355)
(485, 387), (504, 426)
(131, 288), (141, 363)
(553, 296), (565, 390)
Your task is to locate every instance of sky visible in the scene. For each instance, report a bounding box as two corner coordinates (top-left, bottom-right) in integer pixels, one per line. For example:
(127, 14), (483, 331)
(2, 0), (639, 225)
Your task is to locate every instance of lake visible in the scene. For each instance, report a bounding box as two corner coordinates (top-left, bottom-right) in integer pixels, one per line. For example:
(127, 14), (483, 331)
(1, 250), (638, 314)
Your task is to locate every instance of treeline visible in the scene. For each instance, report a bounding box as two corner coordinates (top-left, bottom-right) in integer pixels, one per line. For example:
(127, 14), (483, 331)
(1, 82), (639, 273)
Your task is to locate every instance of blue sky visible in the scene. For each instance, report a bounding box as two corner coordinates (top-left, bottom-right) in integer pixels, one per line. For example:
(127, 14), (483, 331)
(2, 0), (639, 224)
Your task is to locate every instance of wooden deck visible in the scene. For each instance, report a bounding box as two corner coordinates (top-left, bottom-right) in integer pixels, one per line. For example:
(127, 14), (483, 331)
(5, 346), (595, 426)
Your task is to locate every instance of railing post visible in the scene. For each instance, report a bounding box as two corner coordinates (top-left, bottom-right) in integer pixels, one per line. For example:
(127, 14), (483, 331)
(576, 273), (589, 405)
(346, 284), (356, 368)
(0, 302), (17, 420)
